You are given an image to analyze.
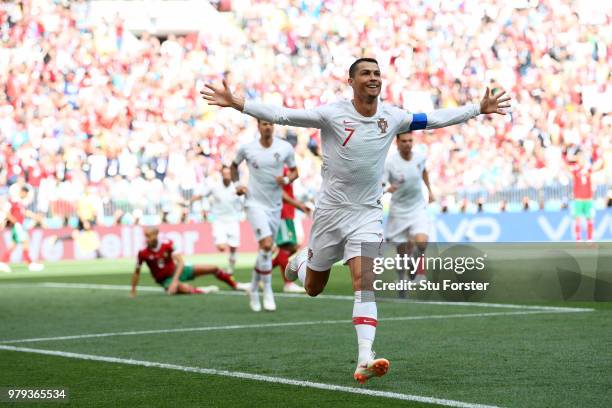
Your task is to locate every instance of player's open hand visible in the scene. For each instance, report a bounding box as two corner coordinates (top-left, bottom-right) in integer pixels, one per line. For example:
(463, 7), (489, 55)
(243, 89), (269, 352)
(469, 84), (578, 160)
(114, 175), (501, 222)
(480, 87), (511, 115)
(167, 281), (178, 295)
(428, 193), (436, 203)
(200, 79), (234, 108)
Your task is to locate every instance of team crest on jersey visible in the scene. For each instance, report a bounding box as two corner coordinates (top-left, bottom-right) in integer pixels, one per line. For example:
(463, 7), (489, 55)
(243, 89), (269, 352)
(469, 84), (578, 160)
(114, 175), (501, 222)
(274, 152), (281, 162)
(377, 118), (388, 133)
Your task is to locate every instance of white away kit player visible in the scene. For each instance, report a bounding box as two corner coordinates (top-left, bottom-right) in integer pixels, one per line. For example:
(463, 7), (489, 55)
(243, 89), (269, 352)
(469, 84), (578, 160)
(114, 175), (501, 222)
(201, 58), (511, 383)
(231, 119), (298, 312)
(384, 132), (434, 294)
(191, 166), (248, 289)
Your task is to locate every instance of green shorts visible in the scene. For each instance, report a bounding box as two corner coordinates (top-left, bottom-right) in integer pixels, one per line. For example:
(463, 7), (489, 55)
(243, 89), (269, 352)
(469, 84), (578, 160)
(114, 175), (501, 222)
(11, 223), (28, 244)
(572, 200), (594, 219)
(276, 218), (297, 246)
(161, 264), (195, 289)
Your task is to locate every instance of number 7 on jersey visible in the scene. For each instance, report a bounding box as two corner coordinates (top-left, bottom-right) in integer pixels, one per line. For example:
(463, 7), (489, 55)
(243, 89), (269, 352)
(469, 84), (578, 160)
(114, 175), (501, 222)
(343, 127), (355, 146)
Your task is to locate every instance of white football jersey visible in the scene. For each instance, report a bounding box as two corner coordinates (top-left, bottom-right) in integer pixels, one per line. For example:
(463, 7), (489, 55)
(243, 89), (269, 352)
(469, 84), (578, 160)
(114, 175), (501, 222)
(204, 181), (243, 221)
(233, 137), (296, 210)
(244, 99), (479, 210)
(384, 151), (427, 216)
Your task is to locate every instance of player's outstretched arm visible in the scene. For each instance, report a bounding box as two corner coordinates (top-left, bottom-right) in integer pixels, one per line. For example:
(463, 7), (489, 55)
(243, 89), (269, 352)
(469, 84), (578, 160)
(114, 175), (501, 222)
(408, 88), (511, 131)
(422, 169), (435, 203)
(282, 190), (311, 215)
(200, 79), (245, 110)
(167, 254), (185, 295)
(201, 80), (326, 129)
(130, 266), (140, 297)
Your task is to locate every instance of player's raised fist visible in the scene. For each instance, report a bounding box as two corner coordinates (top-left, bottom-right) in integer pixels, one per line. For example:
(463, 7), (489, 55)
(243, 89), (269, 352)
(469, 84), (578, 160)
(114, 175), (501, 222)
(480, 87), (511, 115)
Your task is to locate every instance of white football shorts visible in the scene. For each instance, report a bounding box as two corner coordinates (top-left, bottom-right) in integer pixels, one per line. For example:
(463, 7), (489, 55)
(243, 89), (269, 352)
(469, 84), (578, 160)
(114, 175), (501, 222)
(384, 209), (431, 243)
(307, 206), (384, 271)
(246, 206), (281, 242)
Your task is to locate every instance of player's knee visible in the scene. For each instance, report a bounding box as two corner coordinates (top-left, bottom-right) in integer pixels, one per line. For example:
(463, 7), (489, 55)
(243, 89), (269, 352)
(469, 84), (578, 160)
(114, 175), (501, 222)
(260, 241), (273, 252)
(305, 284), (322, 297)
(415, 235), (428, 250)
(305, 280), (324, 297)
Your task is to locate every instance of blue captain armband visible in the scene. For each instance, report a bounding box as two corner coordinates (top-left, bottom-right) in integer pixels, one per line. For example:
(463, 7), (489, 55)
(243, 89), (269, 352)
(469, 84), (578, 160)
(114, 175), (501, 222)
(409, 113), (427, 131)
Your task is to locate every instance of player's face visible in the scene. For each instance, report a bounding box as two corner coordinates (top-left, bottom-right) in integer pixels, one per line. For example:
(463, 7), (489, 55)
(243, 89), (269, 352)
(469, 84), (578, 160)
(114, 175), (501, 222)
(144, 229), (158, 248)
(349, 62), (382, 99)
(397, 133), (413, 154)
(257, 120), (274, 139)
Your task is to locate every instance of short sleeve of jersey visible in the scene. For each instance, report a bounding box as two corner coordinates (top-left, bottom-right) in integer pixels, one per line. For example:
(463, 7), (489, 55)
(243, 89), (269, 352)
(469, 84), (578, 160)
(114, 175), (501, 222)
(162, 240), (174, 255)
(233, 145), (245, 166)
(417, 151), (427, 173)
(284, 143), (296, 168)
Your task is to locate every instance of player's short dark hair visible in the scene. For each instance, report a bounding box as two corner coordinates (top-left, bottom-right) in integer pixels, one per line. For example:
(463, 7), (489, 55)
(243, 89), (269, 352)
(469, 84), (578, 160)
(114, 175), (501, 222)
(349, 58), (379, 78)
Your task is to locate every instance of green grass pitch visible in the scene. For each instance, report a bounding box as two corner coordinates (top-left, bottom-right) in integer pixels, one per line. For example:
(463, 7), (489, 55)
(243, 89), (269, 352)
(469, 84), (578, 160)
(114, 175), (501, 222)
(0, 254), (610, 407)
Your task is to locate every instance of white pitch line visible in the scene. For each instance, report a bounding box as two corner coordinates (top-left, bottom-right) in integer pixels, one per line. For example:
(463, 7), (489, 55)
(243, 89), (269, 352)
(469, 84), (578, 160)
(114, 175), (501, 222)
(0, 282), (596, 313)
(0, 344), (502, 408)
(0, 310), (588, 345)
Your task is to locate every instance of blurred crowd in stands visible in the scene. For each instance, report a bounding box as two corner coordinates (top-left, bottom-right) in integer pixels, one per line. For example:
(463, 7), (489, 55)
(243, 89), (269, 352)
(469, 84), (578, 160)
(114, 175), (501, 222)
(0, 0), (610, 226)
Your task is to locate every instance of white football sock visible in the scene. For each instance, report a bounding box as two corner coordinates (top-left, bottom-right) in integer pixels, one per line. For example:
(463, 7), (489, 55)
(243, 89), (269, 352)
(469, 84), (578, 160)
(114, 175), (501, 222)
(250, 270), (261, 292)
(228, 251), (236, 273)
(297, 257), (307, 285)
(261, 273), (273, 294)
(255, 249), (273, 272)
(353, 290), (377, 365)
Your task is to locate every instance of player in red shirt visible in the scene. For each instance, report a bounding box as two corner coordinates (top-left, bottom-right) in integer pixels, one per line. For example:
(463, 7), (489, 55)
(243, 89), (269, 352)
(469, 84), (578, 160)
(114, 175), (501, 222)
(130, 227), (245, 296)
(0, 185), (44, 273)
(567, 152), (603, 241)
(272, 166), (311, 293)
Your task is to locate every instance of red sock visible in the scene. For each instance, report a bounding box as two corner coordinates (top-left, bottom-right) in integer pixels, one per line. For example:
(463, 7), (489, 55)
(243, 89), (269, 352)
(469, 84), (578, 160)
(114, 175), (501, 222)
(575, 221), (582, 241)
(1, 251), (10, 263)
(22, 249), (32, 264)
(275, 249), (291, 283)
(215, 268), (237, 289)
(587, 220), (594, 241)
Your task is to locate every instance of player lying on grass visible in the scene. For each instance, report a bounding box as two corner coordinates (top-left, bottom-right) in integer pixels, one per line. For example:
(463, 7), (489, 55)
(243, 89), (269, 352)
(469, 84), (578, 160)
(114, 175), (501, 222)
(201, 57), (510, 383)
(131, 227), (246, 296)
